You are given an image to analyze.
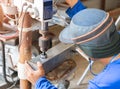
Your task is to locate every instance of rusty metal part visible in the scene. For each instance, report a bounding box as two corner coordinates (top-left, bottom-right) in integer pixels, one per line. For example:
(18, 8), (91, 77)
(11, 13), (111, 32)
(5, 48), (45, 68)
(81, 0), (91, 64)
(0, 4), (4, 29)
(18, 12), (32, 28)
(19, 31), (32, 63)
(46, 59), (76, 81)
(18, 31), (32, 89)
(18, 12), (32, 89)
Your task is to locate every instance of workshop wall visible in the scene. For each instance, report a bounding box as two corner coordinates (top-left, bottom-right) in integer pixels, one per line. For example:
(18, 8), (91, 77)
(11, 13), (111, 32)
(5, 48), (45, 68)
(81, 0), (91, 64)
(83, 0), (120, 11)
(55, 0), (120, 11)
(105, 0), (120, 10)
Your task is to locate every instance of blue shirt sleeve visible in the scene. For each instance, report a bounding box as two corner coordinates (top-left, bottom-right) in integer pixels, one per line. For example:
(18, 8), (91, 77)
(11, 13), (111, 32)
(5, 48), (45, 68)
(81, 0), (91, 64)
(35, 76), (57, 89)
(66, 0), (86, 18)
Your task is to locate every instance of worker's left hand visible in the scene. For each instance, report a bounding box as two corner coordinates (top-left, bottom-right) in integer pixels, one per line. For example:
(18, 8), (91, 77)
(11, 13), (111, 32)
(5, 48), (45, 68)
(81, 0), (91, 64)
(25, 61), (45, 85)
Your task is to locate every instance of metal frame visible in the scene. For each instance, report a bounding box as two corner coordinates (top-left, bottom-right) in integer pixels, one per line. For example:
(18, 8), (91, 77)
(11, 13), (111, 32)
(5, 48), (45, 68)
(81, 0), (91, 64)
(115, 15), (120, 30)
(0, 40), (9, 83)
(75, 47), (93, 85)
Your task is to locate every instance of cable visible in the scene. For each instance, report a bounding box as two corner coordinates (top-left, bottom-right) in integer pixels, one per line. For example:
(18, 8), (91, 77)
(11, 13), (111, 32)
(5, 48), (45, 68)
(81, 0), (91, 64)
(89, 59), (97, 76)
(4, 14), (18, 22)
(18, 5), (32, 51)
(18, 3), (28, 21)
(6, 78), (19, 89)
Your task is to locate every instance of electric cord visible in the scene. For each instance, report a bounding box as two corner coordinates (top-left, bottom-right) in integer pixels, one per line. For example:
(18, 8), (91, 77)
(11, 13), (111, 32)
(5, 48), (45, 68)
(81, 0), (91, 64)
(89, 59), (97, 76)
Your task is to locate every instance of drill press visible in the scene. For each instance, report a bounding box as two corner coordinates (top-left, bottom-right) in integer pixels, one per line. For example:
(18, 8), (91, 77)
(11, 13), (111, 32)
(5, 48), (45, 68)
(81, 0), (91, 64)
(13, 0), (74, 74)
(39, 22), (52, 59)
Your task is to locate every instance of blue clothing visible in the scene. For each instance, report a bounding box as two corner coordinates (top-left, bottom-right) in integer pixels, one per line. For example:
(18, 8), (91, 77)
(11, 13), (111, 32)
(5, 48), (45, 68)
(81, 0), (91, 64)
(35, 76), (57, 89)
(66, 0), (86, 18)
(88, 58), (120, 89)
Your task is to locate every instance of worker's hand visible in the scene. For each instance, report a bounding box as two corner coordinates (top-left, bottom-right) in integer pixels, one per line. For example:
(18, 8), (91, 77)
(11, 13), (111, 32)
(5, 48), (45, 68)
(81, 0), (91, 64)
(65, 0), (78, 8)
(25, 61), (45, 85)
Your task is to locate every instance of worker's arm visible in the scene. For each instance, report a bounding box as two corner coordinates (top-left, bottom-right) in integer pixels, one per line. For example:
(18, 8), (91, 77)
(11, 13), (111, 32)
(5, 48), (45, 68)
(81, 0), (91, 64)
(25, 62), (57, 89)
(35, 76), (57, 89)
(65, 0), (86, 18)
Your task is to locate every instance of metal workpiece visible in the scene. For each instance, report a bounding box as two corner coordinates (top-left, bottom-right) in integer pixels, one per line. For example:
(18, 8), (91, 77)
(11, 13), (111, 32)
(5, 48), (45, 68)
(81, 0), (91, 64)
(28, 43), (75, 74)
(18, 12), (32, 28)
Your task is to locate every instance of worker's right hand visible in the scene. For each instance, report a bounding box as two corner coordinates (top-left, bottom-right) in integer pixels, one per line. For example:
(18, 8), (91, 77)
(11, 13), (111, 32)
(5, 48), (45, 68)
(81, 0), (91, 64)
(65, 0), (78, 8)
(25, 61), (45, 85)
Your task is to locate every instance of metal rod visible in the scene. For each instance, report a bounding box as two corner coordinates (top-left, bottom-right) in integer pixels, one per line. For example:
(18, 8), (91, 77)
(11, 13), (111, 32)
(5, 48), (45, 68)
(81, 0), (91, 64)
(0, 40), (9, 83)
(77, 61), (93, 85)
(18, 12), (32, 89)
